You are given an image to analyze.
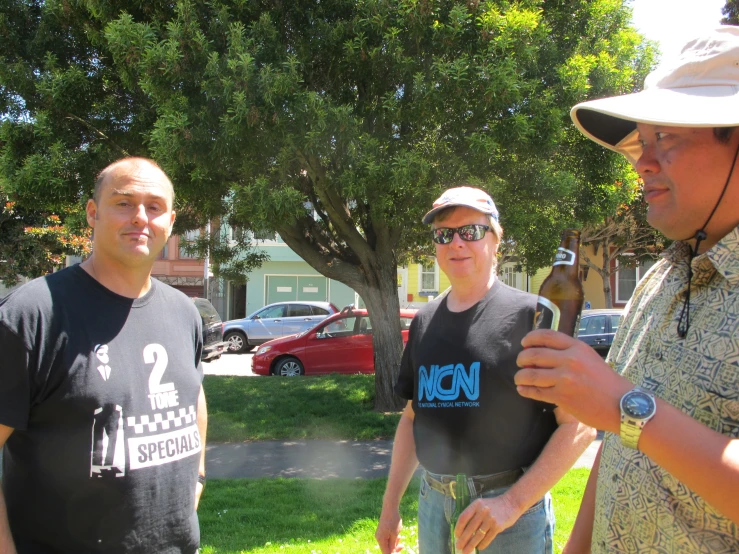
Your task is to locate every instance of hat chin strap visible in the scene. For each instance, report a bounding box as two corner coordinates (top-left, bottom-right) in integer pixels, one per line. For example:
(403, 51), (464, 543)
(677, 138), (739, 338)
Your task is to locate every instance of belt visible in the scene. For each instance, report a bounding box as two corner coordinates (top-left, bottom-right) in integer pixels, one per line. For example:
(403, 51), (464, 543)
(424, 468), (524, 498)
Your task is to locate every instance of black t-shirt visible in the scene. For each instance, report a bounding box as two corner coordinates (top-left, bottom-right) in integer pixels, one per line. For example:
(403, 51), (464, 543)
(395, 280), (557, 475)
(0, 265), (204, 554)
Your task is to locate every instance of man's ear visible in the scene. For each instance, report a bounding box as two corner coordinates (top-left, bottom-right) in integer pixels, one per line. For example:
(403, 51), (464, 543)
(86, 199), (97, 228)
(167, 211), (176, 239)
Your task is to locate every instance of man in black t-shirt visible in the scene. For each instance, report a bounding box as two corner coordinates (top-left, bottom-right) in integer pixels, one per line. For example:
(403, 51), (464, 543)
(0, 158), (207, 553)
(376, 187), (595, 554)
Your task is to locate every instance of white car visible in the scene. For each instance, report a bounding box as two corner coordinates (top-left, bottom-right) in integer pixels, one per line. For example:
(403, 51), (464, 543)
(223, 301), (339, 353)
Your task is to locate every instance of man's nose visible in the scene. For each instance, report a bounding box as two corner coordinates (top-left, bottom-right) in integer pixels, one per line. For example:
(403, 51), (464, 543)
(131, 204), (147, 225)
(635, 143), (659, 176)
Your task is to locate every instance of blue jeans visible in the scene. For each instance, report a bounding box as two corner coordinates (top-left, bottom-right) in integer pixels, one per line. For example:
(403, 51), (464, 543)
(418, 471), (554, 554)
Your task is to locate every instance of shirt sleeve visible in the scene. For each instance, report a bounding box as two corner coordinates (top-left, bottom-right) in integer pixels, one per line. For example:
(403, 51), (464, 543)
(0, 321), (33, 430)
(393, 316), (417, 400)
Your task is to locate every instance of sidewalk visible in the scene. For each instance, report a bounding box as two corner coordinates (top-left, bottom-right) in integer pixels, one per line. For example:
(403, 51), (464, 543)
(205, 438), (602, 479)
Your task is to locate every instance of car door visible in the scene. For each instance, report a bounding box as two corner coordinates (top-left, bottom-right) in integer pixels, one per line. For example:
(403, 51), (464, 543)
(577, 315), (609, 355)
(247, 304), (287, 342)
(301, 316), (367, 374)
(282, 303), (324, 336)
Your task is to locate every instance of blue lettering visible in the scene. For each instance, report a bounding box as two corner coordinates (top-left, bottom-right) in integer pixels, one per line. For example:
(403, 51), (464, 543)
(434, 364), (456, 400)
(419, 365), (436, 401)
(417, 362), (481, 402)
(455, 362), (480, 400)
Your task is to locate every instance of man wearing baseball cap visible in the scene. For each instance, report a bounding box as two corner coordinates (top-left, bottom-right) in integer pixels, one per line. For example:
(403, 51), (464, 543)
(516, 26), (739, 552)
(376, 186), (595, 554)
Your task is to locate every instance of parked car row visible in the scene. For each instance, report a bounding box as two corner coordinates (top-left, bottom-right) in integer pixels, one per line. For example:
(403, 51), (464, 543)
(252, 307), (417, 376)
(212, 301), (622, 375)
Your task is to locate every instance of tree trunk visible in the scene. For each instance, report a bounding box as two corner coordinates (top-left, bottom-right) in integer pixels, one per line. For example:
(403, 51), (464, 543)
(602, 245), (613, 309)
(357, 261), (407, 413)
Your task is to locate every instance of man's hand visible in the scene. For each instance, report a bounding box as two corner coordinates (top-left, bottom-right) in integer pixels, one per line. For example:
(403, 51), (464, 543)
(454, 494), (521, 554)
(375, 507), (404, 554)
(515, 329), (633, 434)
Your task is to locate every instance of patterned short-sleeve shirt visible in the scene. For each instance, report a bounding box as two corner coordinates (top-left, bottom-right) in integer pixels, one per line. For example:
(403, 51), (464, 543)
(592, 226), (739, 554)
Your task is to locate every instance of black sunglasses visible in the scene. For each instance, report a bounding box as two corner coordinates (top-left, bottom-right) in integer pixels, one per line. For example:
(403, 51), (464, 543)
(432, 224), (491, 244)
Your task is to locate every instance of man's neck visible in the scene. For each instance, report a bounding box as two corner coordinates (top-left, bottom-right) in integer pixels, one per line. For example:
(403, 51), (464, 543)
(446, 272), (496, 312)
(82, 256), (154, 299)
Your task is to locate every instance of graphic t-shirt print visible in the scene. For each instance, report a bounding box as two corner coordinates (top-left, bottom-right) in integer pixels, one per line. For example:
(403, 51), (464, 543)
(89, 343), (202, 478)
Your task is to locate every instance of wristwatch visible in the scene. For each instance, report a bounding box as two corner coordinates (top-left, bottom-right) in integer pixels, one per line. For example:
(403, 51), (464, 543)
(619, 387), (656, 450)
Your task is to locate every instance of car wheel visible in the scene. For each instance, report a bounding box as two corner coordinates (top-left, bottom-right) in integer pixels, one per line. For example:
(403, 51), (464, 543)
(224, 331), (248, 353)
(275, 357), (304, 377)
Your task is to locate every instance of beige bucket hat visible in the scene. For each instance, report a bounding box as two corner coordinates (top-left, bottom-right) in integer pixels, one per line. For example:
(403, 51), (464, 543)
(571, 26), (739, 165)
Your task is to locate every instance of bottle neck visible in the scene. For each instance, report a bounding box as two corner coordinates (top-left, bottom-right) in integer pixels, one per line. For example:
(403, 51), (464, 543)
(551, 237), (580, 272)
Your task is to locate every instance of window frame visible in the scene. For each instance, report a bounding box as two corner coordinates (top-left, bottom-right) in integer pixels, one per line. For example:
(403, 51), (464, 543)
(418, 261), (440, 292)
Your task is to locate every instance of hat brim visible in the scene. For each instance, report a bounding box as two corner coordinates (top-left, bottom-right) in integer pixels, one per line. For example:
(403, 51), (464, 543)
(422, 203), (496, 224)
(571, 86), (739, 165)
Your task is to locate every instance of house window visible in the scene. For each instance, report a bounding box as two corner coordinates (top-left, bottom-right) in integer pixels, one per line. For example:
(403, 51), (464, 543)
(419, 262), (438, 292)
(616, 257), (657, 303)
(158, 242), (169, 260)
(500, 265), (517, 288)
(179, 230), (200, 259)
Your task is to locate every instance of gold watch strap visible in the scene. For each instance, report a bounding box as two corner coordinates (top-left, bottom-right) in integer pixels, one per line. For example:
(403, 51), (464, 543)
(620, 417), (643, 450)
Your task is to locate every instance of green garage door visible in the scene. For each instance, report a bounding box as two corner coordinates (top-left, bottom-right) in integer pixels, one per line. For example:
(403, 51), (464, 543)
(266, 276), (297, 303)
(266, 275), (329, 304)
(297, 276), (327, 301)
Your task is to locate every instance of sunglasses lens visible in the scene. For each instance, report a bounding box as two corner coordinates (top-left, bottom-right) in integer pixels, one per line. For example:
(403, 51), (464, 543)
(433, 229), (454, 244)
(458, 225), (478, 241)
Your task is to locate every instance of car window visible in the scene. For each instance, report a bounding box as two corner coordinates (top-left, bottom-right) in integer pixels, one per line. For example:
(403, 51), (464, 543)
(359, 316), (372, 333)
(258, 305), (287, 319)
(400, 316), (413, 330)
(582, 316), (606, 335)
(610, 314), (622, 333)
(322, 316), (357, 335)
(193, 299), (220, 322)
(288, 304), (313, 317)
(311, 306), (330, 315)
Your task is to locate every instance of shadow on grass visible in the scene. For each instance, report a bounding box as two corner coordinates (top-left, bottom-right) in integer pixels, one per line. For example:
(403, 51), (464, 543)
(204, 374), (401, 442)
(199, 478), (419, 552)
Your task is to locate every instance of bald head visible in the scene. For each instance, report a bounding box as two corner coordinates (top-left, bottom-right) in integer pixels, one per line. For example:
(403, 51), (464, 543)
(94, 158), (175, 209)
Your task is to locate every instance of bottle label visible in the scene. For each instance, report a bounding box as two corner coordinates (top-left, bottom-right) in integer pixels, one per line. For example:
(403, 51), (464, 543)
(534, 296), (561, 331)
(552, 247), (576, 266)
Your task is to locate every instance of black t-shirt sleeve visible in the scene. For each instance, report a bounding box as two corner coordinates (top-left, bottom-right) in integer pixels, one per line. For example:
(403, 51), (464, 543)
(394, 316), (417, 400)
(0, 322), (32, 430)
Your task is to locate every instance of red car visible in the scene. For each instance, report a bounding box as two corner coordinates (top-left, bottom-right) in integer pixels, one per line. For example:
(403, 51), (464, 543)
(252, 307), (418, 376)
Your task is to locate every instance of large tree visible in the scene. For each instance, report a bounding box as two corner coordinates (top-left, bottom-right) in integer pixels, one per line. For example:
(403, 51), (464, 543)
(1, 0), (653, 410)
(580, 180), (668, 308)
(723, 0), (739, 24)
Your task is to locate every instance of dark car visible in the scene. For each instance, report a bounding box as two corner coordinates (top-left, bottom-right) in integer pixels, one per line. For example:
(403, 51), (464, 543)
(577, 309), (623, 357)
(193, 298), (229, 362)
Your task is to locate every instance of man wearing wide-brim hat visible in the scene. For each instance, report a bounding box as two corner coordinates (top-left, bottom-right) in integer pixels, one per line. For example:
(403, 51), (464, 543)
(516, 26), (739, 552)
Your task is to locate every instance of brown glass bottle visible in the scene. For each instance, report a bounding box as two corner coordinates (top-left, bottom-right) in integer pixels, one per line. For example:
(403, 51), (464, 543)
(533, 229), (585, 337)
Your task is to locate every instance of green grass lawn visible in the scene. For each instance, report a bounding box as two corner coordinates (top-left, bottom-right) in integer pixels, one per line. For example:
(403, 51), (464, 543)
(198, 470), (590, 554)
(202, 375), (589, 552)
(204, 374), (400, 442)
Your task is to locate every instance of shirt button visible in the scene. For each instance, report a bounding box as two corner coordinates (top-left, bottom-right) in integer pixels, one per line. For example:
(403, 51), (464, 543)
(655, 351), (663, 360)
(612, 474), (618, 482)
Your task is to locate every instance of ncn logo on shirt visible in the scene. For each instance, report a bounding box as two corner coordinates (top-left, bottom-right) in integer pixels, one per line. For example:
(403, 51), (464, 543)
(418, 362), (480, 407)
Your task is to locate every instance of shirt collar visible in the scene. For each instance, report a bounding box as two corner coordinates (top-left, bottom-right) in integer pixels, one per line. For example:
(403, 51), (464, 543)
(661, 225), (739, 285)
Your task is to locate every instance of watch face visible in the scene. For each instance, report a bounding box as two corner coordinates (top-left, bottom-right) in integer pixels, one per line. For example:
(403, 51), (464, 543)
(623, 391), (654, 419)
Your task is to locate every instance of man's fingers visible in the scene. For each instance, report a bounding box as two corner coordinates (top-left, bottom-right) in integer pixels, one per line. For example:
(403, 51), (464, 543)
(516, 384), (557, 403)
(514, 367), (559, 388)
(521, 329), (577, 350)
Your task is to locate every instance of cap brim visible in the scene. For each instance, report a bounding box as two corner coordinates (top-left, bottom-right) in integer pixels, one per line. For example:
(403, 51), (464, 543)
(571, 86), (739, 165)
(422, 203), (497, 224)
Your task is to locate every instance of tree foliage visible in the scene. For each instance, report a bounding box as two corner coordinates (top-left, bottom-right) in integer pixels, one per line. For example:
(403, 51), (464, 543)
(723, 0), (739, 25)
(580, 178), (668, 308)
(0, 0), (654, 409)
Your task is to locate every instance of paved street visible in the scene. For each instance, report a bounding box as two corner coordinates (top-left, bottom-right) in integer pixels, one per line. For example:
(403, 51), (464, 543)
(204, 350), (255, 376)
